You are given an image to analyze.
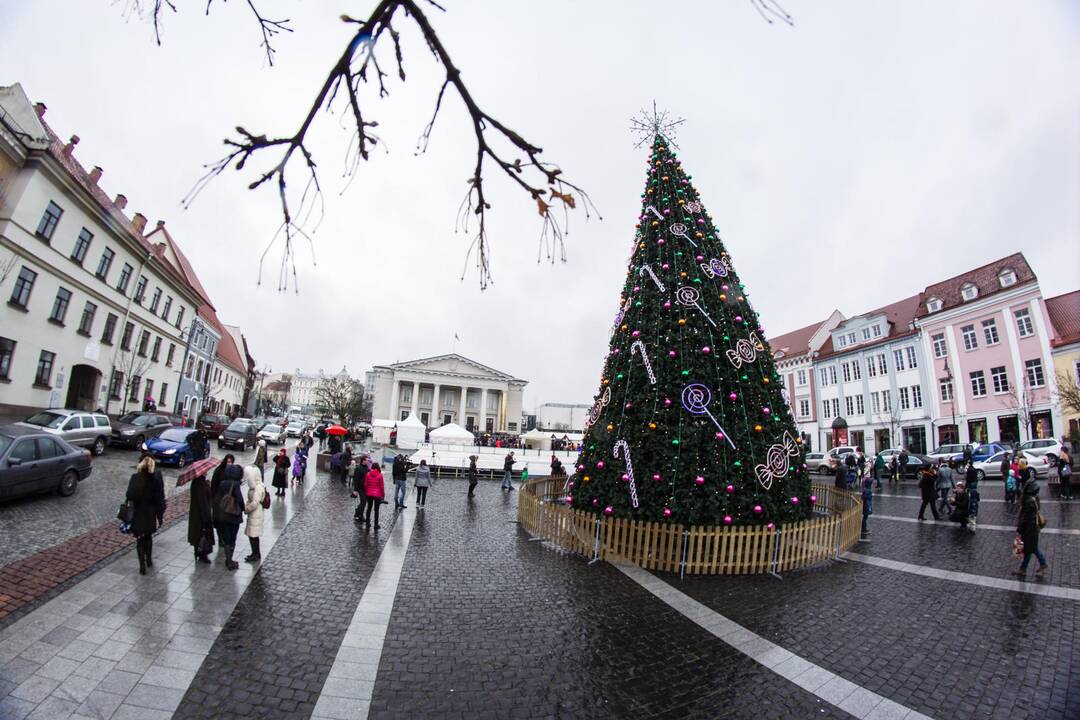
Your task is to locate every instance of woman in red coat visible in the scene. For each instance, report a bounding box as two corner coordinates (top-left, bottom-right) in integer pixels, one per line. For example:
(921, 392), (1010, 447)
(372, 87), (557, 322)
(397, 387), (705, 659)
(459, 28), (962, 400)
(362, 462), (386, 529)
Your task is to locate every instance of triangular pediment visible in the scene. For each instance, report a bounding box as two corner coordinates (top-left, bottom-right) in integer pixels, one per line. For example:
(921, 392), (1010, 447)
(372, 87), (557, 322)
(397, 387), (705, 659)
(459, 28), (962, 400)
(386, 354), (521, 382)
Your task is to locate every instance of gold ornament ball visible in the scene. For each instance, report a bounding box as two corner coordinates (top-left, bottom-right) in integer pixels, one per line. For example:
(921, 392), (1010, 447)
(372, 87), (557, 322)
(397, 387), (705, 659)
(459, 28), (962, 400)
(606, 423), (614, 431)
(651, 220), (659, 227)
(649, 422), (657, 429)
(678, 318), (687, 326)
(754, 424), (763, 432)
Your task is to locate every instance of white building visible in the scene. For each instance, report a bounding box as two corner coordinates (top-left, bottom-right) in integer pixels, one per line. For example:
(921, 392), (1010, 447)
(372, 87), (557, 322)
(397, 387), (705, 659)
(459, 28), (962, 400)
(769, 310), (844, 452)
(368, 354), (526, 432)
(535, 402), (591, 432)
(0, 84), (206, 418)
(288, 367), (353, 413)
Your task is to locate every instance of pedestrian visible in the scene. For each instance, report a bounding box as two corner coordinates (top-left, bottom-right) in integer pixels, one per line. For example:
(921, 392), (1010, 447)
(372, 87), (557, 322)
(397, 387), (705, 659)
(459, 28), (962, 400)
(362, 462), (385, 529)
(1057, 446), (1072, 500)
(467, 455), (479, 497)
(187, 466), (214, 564)
(873, 452), (885, 489)
(502, 451), (516, 491)
(126, 454), (166, 575)
(949, 481), (974, 532)
(1001, 452), (1013, 501)
(393, 454), (408, 508)
(254, 439), (268, 480)
(389, 426), (398, 447)
(856, 449), (867, 481)
(339, 446), (353, 485)
(415, 459), (432, 508)
(1012, 477), (1049, 577)
(243, 465), (267, 562)
(272, 448), (290, 497)
(965, 459), (980, 519)
(1005, 465), (1019, 508)
(917, 463), (940, 521)
(898, 447), (910, 481)
(291, 450), (306, 486)
(861, 471), (873, 537)
(316, 423), (327, 450)
(212, 463), (245, 571)
(935, 461), (953, 516)
(834, 458), (847, 491)
(520, 465), (529, 490)
(844, 452), (857, 489)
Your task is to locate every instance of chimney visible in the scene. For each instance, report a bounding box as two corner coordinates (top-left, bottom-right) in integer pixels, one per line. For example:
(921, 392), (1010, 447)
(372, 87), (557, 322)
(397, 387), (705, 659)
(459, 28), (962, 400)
(33, 102), (47, 118)
(132, 213), (147, 233)
(114, 193), (128, 210)
(88, 166), (103, 185)
(62, 135), (80, 158)
(156, 220), (165, 228)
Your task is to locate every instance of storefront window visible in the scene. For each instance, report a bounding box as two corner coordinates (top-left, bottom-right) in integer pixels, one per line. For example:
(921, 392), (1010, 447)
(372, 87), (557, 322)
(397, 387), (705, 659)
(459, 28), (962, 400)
(968, 418), (988, 444)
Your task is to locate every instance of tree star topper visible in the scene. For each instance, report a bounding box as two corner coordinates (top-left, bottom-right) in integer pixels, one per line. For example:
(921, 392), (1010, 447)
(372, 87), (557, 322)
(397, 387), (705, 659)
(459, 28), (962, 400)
(630, 102), (686, 149)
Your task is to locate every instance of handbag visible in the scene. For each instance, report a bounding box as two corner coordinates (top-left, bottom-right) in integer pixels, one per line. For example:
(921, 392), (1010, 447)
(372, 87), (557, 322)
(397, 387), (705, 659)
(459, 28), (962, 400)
(260, 487), (271, 510)
(218, 482), (241, 518)
(1037, 512), (1047, 529)
(197, 530), (213, 555)
(117, 501), (134, 524)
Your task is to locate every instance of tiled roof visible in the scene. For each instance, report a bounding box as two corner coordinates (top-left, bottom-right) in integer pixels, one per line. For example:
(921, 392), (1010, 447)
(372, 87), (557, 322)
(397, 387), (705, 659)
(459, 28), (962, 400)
(197, 304), (247, 374)
(915, 252), (1035, 318)
(768, 319), (824, 359)
(816, 294), (920, 359)
(145, 224), (215, 310)
(1046, 290), (1080, 347)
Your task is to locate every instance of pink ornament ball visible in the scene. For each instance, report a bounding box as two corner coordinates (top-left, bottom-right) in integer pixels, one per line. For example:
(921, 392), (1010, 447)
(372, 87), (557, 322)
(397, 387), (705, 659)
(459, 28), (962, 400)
(696, 255), (704, 261)
(763, 407), (771, 415)
(661, 263), (670, 270)
(790, 496), (799, 504)
(658, 238), (665, 245)
(726, 484), (735, 493)
(633, 285), (641, 292)
(722, 284), (730, 291)
(577, 464), (585, 471)
(631, 330), (641, 338)
(663, 507), (672, 518)
(810, 495), (818, 503)
(592, 498), (599, 506)
(668, 350), (677, 357)
(663, 208), (671, 215)
(625, 402), (633, 409)
(735, 315), (744, 323)
(596, 461), (605, 469)
(715, 431), (725, 441)
(697, 218), (706, 226)
(664, 398), (672, 407)
(695, 475), (705, 485)
(702, 346), (711, 354)
(767, 522), (775, 530)
(621, 473), (630, 482)
(663, 301), (672, 309)
(728, 392), (738, 401)
(566, 495), (573, 504)
(753, 505), (763, 514)
(652, 473), (662, 481)
(603, 505), (613, 515)
(723, 515), (733, 525)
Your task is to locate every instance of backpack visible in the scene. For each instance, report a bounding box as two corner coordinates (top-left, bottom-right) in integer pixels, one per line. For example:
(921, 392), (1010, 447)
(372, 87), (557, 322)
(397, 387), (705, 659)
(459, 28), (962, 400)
(217, 481), (241, 518)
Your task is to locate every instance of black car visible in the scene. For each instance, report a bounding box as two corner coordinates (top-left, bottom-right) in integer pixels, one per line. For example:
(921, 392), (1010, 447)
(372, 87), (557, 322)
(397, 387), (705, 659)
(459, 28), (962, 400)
(0, 424), (92, 500)
(218, 419), (257, 451)
(110, 412), (174, 449)
(886, 452), (934, 479)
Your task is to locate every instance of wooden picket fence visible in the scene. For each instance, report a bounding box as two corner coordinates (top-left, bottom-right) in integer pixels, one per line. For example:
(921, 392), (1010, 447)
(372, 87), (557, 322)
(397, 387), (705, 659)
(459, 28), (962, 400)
(517, 475), (863, 577)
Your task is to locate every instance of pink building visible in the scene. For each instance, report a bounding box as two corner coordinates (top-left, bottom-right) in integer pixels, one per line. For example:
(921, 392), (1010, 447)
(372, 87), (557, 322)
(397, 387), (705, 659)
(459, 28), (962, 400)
(914, 253), (1058, 447)
(768, 310), (844, 451)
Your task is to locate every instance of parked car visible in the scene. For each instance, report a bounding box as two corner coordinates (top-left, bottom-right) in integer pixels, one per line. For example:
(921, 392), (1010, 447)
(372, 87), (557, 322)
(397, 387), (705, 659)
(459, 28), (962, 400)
(285, 421), (305, 438)
(18, 409), (111, 456)
(927, 443), (972, 463)
(197, 413), (231, 439)
(825, 446), (861, 467)
(891, 453), (934, 479)
(949, 442), (1010, 464)
(218, 419), (257, 451)
(805, 452), (832, 475)
(1018, 438), (1064, 464)
(145, 428), (210, 467)
(0, 424), (92, 499)
(110, 412), (174, 449)
(257, 424), (287, 445)
(970, 450), (1051, 482)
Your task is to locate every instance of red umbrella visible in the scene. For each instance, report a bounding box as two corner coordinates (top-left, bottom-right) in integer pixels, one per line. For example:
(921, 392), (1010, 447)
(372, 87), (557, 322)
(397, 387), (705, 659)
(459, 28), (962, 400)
(176, 457), (220, 487)
(325, 425), (348, 436)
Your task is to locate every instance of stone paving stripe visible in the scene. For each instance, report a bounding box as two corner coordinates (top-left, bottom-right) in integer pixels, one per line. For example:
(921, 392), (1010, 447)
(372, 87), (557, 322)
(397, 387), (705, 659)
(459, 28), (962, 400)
(842, 551), (1080, 601)
(311, 507), (416, 720)
(870, 512), (1080, 535)
(616, 562), (934, 720)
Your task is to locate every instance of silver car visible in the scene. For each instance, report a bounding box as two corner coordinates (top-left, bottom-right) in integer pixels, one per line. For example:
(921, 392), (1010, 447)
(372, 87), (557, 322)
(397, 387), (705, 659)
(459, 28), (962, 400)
(18, 409), (112, 456)
(971, 450), (1051, 482)
(805, 452), (833, 475)
(1018, 438), (1064, 464)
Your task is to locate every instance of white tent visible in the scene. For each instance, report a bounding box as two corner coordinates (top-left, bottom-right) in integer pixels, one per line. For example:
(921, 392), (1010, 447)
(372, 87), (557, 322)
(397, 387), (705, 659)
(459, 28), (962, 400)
(394, 413), (427, 450)
(370, 419), (397, 446)
(522, 428), (553, 450)
(428, 423), (475, 447)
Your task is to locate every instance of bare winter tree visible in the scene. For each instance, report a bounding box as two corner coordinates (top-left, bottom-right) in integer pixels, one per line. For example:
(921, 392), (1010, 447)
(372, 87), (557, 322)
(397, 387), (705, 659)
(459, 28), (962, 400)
(112, 349), (153, 415)
(1055, 370), (1080, 418)
(315, 376), (367, 425)
(999, 377), (1040, 442)
(0, 251), (17, 289)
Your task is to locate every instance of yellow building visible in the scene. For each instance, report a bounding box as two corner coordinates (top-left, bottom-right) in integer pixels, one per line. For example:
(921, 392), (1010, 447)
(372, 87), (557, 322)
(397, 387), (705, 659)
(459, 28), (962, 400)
(1046, 290), (1080, 443)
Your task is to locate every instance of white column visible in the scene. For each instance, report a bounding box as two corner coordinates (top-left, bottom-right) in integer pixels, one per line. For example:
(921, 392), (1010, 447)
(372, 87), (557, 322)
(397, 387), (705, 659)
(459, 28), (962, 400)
(459, 386), (468, 425)
(479, 388), (488, 431)
(389, 379), (400, 420)
(410, 381), (419, 418)
(432, 384), (441, 426)
(499, 389), (507, 431)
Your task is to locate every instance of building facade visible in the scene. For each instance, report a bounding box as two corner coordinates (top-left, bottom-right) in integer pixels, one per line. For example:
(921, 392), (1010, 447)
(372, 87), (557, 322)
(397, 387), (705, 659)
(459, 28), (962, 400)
(914, 254), (1059, 446)
(288, 367), (353, 413)
(0, 84), (205, 419)
(174, 313), (220, 421)
(535, 403), (591, 432)
(368, 354), (526, 432)
(769, 310), (844, 451)
(1044, 290), (1080, 444)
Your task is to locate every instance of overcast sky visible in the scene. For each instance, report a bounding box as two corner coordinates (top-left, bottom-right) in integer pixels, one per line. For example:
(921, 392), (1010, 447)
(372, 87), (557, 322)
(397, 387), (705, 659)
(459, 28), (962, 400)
(3, 1), (1078, 411)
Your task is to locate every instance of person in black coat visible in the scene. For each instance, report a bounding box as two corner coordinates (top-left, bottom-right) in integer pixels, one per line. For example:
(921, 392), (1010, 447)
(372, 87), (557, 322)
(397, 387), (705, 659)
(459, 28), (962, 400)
(917, 465), (939, 521)
(833, 460), (848, 491)
(212, 464), (245, 570)
(272, 448), (290, 497)
(1013, 478), (1048, 576)
(187, 470), (214, 564)
(126, 455), (166, 575)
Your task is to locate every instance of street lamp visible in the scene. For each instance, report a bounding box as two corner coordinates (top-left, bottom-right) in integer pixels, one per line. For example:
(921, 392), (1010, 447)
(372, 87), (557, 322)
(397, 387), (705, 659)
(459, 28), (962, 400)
(943, 357), (956, 443)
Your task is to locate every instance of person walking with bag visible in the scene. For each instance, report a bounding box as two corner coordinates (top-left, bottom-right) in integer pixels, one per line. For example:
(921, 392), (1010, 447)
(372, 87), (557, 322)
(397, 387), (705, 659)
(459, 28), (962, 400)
(467, 455), (479, 497)
(1057, 447), (1072, 500)
(362, 462), (386, 529)
(392, 455), (409, 508)
(917, 463), (940, 521)
(127, 455), (166, 575)
(188, 467), (215, 564)
(213, 464), (245, 570)
(254, 439), (268, 480)
(1012, 476), (1049, 577)
(502, 451), (516, 491)
(272, 448), (290, 498)
(934, 461), (953, 516)
(243, 465), (268, 562)
(415, 460), (432, 509)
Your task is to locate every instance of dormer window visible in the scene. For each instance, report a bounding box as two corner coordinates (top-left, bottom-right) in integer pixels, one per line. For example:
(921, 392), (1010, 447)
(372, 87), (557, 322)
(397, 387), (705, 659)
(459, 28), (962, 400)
(960, 283), (978, 301)
(998, 268), (1017, 288)
(926, 297), (943, 313)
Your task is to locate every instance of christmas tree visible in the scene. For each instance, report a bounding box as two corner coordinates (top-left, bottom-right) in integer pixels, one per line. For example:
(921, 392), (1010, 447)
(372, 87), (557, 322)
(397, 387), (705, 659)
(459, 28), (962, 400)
(570, 131), (812, 527)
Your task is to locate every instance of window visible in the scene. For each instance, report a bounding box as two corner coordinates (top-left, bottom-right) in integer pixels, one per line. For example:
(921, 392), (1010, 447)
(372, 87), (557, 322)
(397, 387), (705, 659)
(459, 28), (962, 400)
(796, 369), (807, 386)
(109, 370), (123, 399)
(940, 378), (954, 402)
(822, 400), (831, 419)
(871, 391), (881, 413)
(906, 346), (918, 369)
(133, 276), (147, 304)
(867, 356), (877, 378)
(981, 318), (999, 345)
(144, 379), (154, 402)
(77, 302), (97, 336)
(101, 313), (118, 345)
(1014, 308), (1034, 337)
(999, 268), (1017, 287)
(872, 325), (882, 338)
(961, 283), (978, 301)
(861, 327), (871, 341)
(932, 333), (947, 358)
(882, 390), (891, 412)
(129, 375), (141, 402)
(0, 337), (14, 381)
(151, 337), (162, 362)
(845, 397), (854, 416)
(893, 349), (906, 372)
(95, 247), (115, 280)
(166, 343), (176, 366)
(71, 228), (93, 264)
(149, 287), (162, 313)
(162, 295), (172, 321)
(137, 330), (150, 357)
(961, 325), (978, 351)
(852, 361), (862, 380)
(159, 382), (168, 405)
(899, 387), (910, 410)
(121, 322), (134, 350)
(855, 395), (864, 414)
(49, 287), (72, 324)
(175, 306), (185, 330)
(876, 354), (887, 375)
(35, 201), (63, 241)
(846, 331), (856, 346)
(911, 385), (922, 408)
(117, 263), (133, 294)
(1025, 359), (1044, 388)
(34, 350), (55, 386)
(991, 366), (1009, 394)
(926, 297), (942, 313)
(842, 363), (851, 383)
(818, 368), (829, 386)
(9, 266), (37, 308)
(798, 399), (810, 418)
(831, 398), (840, 417)
(970, 371), (987, 398)
(838, 335), (847, 348)
(829, 367), (837, 385)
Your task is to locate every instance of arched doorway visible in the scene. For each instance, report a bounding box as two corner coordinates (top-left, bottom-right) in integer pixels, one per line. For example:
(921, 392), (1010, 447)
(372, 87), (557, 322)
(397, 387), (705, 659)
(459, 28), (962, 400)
(831, 416), (849, 448)
(65, 364), (102, 411)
